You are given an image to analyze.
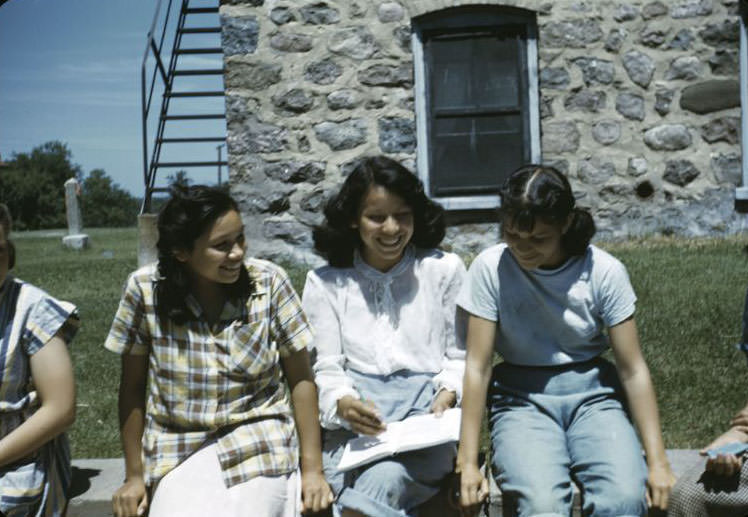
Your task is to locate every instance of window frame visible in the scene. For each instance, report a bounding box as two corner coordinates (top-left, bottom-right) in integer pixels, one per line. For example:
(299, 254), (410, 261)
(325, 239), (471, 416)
(412, 6), (540, 210)
(737, 0), (748, 208)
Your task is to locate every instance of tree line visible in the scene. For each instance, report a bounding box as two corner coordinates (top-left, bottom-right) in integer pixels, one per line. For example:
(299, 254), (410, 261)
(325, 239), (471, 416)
(0, 141), (190, 230)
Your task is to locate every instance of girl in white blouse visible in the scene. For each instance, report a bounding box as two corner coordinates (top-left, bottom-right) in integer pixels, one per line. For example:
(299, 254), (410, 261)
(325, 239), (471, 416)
(301, 156), (466, 517)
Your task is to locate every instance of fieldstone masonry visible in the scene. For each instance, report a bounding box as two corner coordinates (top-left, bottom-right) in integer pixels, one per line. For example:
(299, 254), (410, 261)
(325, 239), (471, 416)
(221, 0), (745, 262)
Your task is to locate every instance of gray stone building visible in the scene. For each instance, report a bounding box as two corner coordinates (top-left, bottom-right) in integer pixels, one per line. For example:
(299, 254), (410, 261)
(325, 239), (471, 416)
(219, 0), (747, 262)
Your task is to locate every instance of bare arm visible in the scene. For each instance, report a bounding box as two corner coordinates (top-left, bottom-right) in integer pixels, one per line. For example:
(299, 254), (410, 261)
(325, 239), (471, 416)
(457, 313), (496, 515)
(0, 332), (75, 467)
(282, 348), (333, 514)
(609, 317), (675, 511)
(112, 353), (149, 517)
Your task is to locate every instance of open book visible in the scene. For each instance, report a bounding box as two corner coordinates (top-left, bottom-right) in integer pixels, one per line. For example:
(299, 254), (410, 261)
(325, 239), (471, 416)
(337, 408), (461, 472)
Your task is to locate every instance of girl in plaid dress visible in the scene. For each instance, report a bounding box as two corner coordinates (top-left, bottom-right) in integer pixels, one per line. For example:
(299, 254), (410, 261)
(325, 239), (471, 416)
(302, 156), (466, 517)
(108, 186), (332, 517)
(0, 203), (78, 517)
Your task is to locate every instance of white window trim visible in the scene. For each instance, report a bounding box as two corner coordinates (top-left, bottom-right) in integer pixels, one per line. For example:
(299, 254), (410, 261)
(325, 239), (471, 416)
(412, 21), (541, 211)
(737, 8), (748, 202)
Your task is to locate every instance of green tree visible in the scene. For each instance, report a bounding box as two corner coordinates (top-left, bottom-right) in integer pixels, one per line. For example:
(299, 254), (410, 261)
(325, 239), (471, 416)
(167, 170), (191, 189)
(81, 169), (139, 227)
(0, 141), (82, 229)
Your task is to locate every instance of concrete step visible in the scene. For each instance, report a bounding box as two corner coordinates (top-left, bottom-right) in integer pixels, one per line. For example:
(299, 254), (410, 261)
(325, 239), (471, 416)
(68, 459), (124, 517)
(67, 450), (702, 516)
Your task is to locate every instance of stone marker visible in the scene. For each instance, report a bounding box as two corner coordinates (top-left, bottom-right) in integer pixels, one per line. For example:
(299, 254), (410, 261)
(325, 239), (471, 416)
(62, 178), (90, 250)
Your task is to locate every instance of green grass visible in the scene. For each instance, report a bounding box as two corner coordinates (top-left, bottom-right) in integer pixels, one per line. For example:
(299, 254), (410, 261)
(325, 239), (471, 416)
(14, 228), (138, 457)
(11, 230), (748, 457)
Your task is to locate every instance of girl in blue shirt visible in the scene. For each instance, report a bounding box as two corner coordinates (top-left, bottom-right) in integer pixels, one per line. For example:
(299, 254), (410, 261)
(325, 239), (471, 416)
(456, 165), (675, 516)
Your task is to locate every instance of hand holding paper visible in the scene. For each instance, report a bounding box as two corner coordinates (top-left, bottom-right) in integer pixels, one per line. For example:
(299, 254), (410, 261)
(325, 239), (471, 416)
(337, 408), (461, 471)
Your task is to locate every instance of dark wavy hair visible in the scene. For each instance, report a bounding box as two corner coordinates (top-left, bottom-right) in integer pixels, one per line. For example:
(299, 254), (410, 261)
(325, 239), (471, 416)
(313, 156), (446, 267)
(499, 164), (596, 256)
(0, 203), (16, 269)
(155, 185), (251, 323)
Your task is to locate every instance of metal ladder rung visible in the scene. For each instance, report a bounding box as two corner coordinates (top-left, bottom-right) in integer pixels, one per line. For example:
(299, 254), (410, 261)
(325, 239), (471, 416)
(161, 114), (225, 120)
(180, 27), (221, 34)
(176, 47), (223, 55)
(155, 161), (229, 167)
(173, 69), (225, 76)
(166, 90), (225, 97)
(158, 137), (226, 143)
(184, 7), (219, 14)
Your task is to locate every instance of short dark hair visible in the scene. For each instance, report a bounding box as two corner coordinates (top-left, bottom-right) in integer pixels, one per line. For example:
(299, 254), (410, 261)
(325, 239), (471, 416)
(155, 185), (251, 323)
(0, 203), (16, 269)
(313, 156), (446, 267)
(499, 164), (596, 256)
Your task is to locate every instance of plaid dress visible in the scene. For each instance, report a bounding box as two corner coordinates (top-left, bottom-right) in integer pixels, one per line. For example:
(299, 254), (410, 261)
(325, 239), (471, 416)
(0, 277), (79, 517)
(105, 258), (313, 489)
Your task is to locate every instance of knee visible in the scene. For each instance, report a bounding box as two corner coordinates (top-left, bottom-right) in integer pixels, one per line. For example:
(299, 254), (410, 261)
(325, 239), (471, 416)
(355, 461), (409, 502)
(505, 486), (567, 517)
(583, 479), (646, 516)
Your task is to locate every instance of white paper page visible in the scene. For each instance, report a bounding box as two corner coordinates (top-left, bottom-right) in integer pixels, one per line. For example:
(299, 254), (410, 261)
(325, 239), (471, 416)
(337, 408), (461, 472)
(336, 430), (398, 471)
(390, 407), (461, 451)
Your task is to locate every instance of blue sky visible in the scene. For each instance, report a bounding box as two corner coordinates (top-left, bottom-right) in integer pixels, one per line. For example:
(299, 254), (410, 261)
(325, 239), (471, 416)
(0, 0), (225, 197)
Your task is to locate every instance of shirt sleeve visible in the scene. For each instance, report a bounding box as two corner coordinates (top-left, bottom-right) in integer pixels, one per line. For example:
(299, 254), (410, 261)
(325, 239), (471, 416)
(301, 271), (358, 430)
(268, 264), (313, 358)
(597, 256), (637, 327)
(456, 247), (501, 322)
(431, 254), (468, 402)
(104, 272), (151, 355)
(22, 294), (79, 356)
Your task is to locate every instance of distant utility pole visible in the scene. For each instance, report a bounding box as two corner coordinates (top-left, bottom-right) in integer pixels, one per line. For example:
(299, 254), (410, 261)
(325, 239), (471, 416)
(217, 144), (225, 185)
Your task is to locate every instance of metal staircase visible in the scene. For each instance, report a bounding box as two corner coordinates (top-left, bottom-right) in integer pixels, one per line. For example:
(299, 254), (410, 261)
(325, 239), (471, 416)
(141, 0), (227, 213)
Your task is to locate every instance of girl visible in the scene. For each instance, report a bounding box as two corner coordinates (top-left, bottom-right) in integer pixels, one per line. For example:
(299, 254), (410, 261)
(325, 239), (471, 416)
(108, 185), (332, 517)
(456, 165), (675, 516)
(0, 203), (78, 517)
(302, 156), (466, 517)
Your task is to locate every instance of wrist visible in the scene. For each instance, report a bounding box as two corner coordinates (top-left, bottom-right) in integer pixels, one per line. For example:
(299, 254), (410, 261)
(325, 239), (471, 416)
(646, 457), (672, 471)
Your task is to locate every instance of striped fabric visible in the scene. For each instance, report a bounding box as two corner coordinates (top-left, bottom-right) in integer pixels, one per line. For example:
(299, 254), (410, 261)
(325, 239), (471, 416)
(0, 277), (79, 517)
(105, 258), (313, 488)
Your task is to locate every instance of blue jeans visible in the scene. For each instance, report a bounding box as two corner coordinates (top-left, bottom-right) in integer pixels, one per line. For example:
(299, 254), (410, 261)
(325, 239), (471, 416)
(488, 358), (648, 517)
(323, 369), (456, 517)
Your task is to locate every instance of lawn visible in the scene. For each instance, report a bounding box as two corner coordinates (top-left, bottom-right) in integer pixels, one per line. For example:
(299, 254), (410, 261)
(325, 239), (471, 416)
(11, 229), (748, 458)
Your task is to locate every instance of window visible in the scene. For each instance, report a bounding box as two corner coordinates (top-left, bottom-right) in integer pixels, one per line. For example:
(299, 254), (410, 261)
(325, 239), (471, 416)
(737, 0), (748, 212)
(413, 6), (540, 210)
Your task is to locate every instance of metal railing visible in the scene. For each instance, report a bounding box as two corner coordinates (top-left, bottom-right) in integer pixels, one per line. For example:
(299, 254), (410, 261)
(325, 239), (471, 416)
(140, 0), (227, 213)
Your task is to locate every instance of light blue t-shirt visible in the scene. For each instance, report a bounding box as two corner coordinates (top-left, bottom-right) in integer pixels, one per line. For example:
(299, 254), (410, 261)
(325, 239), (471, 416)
(457, 244), (636, 366)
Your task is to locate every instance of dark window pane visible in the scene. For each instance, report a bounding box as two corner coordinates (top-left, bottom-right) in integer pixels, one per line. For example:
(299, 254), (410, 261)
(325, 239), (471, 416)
(473, 35), (520, 108)
(431, 115), (524, 196)
(430, 32), (520, 111)
(431, 38), (473, 109)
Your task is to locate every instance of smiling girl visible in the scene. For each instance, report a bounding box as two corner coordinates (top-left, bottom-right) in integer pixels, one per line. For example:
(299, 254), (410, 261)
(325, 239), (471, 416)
(107, 185), (331, 517)
(302, 156), (466, 517)
(456, 165), (675, 516)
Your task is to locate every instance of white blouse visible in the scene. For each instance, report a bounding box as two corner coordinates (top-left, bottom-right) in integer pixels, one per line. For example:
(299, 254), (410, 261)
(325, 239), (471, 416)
(302, 245), (467, 429)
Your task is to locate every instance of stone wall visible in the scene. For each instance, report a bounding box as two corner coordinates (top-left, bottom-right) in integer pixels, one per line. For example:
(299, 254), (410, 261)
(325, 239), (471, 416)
(220, 0), (746, 263)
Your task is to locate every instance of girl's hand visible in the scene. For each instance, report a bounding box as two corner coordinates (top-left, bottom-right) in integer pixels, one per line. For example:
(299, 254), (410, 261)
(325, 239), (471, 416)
(112, 478), (148, 517)
(430, 389), (457, 416)
(300, 470), (334, 514)
(337, 395), (386, 435)
(700, 427), (748, 477)
(458, 463), (489, 516)
(645, 462), (675, 511)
